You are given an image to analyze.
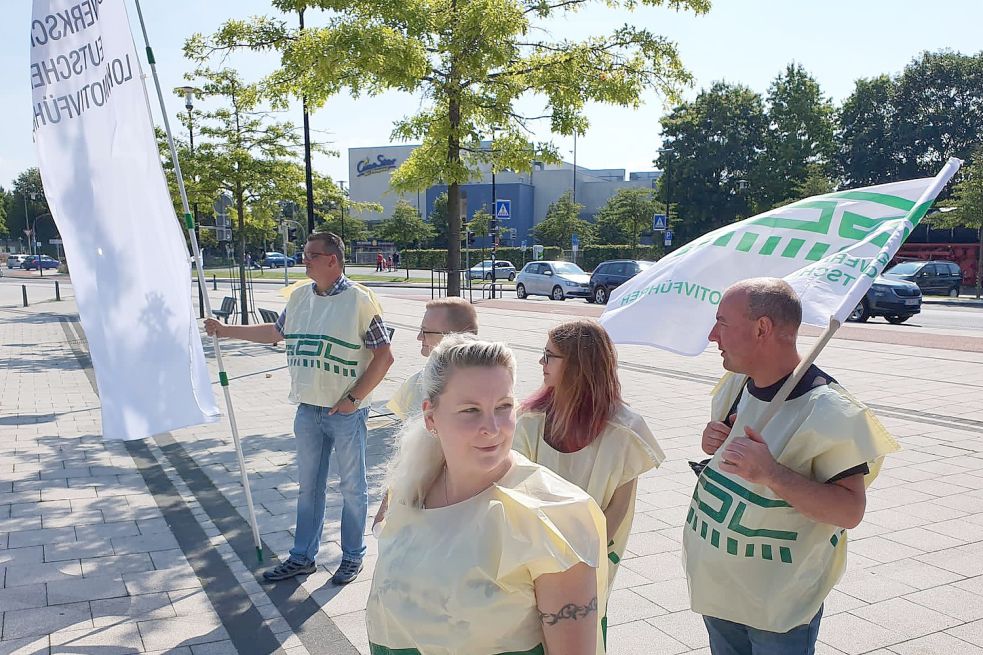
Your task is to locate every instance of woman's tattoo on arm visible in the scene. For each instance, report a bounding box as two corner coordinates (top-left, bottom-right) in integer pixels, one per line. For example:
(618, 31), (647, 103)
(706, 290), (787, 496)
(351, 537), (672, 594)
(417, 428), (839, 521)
(538, 597), (598, 625)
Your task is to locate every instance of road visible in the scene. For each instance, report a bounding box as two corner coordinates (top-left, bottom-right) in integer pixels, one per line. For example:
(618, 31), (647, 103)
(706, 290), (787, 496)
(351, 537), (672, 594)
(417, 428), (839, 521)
(4, 275), (981, 335)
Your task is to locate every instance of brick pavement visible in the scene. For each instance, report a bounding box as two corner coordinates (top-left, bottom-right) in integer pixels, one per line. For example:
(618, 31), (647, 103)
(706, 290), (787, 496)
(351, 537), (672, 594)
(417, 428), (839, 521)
(2, 279), (983, 654)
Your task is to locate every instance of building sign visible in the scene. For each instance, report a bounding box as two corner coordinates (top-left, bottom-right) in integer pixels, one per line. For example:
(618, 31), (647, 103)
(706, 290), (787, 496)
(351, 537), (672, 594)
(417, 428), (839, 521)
(356, 154), (399, 177)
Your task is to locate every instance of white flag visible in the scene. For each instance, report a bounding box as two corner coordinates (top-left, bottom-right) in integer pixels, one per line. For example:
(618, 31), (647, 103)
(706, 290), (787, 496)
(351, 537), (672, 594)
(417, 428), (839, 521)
(31, 0), (219, 439)
(601, 160), (962, 355)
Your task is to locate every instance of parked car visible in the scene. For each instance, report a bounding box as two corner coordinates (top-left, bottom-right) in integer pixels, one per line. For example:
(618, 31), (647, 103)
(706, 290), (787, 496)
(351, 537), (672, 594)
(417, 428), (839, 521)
(467, 259), (517, 281)
(22, 255), (60, 271)
(261, 252), (295, 268)
(883, 260), (963, 297)
(7, 254), (29, 269)
(515, 261), (591, 301)
(588, 259), (655, 304)
(847, 276), (922, 324)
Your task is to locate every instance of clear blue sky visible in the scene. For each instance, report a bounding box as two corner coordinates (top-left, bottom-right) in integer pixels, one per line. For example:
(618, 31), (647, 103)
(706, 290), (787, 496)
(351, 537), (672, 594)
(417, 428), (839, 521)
(3, 0), (981, 190)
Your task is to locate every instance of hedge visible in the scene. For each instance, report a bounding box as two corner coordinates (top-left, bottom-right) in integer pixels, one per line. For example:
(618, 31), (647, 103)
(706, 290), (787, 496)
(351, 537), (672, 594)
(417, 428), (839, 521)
(401, 247), (563, 270)
(400, 244), (663, 272)
(574, 245), (664, 271)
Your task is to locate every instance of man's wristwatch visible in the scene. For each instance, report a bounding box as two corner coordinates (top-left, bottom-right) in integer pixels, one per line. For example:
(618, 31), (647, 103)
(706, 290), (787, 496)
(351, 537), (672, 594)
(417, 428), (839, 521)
(346, 392), (361, 407)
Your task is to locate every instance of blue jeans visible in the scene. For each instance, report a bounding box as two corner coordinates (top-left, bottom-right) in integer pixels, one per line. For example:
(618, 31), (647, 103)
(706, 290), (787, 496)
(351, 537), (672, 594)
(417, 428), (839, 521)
(703, 606), (823, 655)
(288, 403), (369, 565)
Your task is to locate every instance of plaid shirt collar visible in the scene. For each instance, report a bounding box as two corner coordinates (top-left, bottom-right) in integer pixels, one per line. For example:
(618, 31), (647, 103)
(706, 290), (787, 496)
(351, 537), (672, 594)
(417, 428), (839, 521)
(311, 275), (352, 297)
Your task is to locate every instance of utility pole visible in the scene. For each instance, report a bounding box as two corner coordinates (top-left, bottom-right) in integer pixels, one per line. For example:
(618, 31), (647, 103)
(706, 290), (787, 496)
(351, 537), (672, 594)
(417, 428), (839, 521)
(490, 131), (497, 299)
(179, 86), (204, 317)
(299, 10), (316, 235)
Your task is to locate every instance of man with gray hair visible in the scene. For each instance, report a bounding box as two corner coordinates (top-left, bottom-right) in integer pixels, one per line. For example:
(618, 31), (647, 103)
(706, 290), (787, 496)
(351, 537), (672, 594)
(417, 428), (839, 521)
(682, 277), (898, 654)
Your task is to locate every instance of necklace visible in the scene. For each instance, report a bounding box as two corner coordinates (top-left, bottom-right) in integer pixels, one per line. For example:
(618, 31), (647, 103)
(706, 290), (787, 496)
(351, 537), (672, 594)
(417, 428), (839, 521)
(423, 464), (450, 510)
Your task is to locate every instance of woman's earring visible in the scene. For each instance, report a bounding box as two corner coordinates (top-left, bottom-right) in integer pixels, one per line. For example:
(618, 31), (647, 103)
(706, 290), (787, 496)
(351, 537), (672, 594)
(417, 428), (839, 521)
(429, 428), (438, 438)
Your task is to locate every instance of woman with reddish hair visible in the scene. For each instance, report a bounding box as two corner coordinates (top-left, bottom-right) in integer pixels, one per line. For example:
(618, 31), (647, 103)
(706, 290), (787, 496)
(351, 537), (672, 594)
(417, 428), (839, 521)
(515, 319), (665, 596)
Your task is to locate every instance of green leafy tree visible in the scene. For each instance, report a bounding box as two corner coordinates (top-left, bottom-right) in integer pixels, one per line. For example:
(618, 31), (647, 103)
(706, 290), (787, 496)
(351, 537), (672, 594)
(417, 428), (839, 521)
(0, 187), (9, 236)
(8, 168), (52, 252)
(839, 51), (983, 186)
(931, 154), (983, 298)
(893, 51), (983, 179)
(427, 193), (455, 248)
(594, 187), (661, 253)
(656, 82), (767, 242)
(376, 200), (436, 249)
(533, 191), (593, 247)
(307, 173), (377, 244)
(170, 66), (306, 323)
(837, 75), (900, 186)
(192, 0), (710, 295)
(756, 63), (836, 208)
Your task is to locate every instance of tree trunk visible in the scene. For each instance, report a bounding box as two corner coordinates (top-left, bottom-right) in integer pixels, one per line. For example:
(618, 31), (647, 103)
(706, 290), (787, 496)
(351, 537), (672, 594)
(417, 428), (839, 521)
(446, 88), (462, 296)
(235, 184), (250, 324)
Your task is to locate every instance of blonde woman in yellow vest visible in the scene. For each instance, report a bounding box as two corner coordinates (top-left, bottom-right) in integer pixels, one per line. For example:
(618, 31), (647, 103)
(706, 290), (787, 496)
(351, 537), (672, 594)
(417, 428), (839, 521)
(687, 279), (898, 655)
(205, 232), (394, 586)
(367, 336), (607, 655)
(513, 319), (664, 642)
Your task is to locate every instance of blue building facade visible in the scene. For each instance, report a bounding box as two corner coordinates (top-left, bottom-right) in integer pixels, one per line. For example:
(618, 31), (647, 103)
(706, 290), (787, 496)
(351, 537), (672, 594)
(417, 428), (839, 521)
(426, 182), (535, 249)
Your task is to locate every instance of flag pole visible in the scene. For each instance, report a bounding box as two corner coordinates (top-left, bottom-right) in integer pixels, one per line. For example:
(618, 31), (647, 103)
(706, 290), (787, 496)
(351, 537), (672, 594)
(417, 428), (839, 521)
(752, 316), (841, 432)
(131, 0), (264, 563)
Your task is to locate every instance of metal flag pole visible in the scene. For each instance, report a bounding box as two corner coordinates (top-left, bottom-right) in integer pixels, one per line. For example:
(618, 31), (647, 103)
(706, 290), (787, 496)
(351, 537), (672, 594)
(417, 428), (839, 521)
(131, 0), (264, 562)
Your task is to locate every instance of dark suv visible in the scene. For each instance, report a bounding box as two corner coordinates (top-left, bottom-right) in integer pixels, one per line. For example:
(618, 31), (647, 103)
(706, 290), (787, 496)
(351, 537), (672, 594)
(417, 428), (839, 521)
(884, 260), (963, 297)
(588, 259), (654, 304)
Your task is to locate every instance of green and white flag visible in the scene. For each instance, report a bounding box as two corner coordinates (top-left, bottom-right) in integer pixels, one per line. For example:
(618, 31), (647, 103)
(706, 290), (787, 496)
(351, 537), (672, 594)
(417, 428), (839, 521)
(601, 159), (962, 355)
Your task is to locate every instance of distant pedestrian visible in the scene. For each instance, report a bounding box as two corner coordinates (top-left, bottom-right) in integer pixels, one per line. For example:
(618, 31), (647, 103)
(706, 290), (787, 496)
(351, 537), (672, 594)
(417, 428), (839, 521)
(386, 256), (393, 272)
(392, 251), (400, 269)
(376, 252), (384, 272)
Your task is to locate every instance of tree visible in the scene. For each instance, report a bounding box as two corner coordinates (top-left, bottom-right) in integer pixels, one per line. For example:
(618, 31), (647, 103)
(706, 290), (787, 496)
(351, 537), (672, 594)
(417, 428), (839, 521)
(594, 187), (660, 252)
(427, 193), (455, 248)
(837, 75), (900, 187)
(375, 200), (436, 249)
(193, 0), (710, 295)
(893, 51), (983, 180)
(307, 173), (377, 244)
(932, 153), (983, 298)
(756, 63), (837, 208)
(8, 168), (53, 252)
(0, 187), (9, 237)
(172, 65), (306, 323)
(533, 191), (593, 248)
(656, 82), (767, 242)
(839, 51), (983, 187)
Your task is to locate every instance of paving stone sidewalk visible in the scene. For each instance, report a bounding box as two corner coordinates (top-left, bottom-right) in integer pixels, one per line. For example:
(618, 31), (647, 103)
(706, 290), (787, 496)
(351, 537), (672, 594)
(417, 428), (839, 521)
(2, 282), (983, 654)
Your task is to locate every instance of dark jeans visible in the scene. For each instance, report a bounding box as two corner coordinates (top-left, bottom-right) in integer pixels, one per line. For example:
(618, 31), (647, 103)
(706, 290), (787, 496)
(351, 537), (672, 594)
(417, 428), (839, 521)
(703, 606), (823, 655)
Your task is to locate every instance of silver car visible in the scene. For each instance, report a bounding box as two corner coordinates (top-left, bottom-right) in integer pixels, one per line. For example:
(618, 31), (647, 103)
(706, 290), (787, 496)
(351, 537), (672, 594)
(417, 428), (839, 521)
(467, 259), (516, 281)
(515, 260), (591, 301)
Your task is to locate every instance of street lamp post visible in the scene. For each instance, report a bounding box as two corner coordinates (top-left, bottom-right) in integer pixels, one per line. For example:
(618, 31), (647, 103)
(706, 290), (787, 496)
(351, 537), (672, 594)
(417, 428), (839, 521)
(490, 130), (498, 299)
(338, 180), (347, 249)
(657, 147), (674, 250)
(31, 212), (54, 278)
(179, 86), (205, 318)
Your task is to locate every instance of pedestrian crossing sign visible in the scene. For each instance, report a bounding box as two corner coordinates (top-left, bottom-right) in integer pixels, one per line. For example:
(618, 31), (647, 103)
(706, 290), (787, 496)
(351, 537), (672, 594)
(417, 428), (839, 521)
(495, 200), (511, 220)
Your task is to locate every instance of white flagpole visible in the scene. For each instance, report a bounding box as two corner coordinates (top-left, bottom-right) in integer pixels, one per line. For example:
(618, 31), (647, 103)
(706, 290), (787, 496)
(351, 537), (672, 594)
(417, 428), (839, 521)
(752, 316), (841, 432)
(130, 0), (264, 563)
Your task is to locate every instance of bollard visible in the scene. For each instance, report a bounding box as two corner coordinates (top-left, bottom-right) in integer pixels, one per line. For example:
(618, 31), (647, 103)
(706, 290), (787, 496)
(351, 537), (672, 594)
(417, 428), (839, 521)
(212, 274), (217, 291)
(55, 281), (61, 301)
(22, 285), (28, 307)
